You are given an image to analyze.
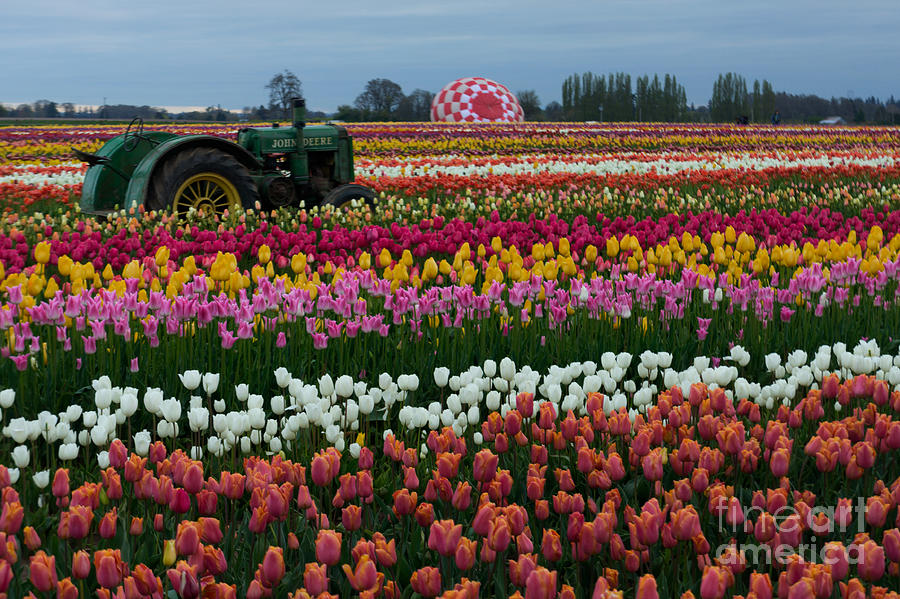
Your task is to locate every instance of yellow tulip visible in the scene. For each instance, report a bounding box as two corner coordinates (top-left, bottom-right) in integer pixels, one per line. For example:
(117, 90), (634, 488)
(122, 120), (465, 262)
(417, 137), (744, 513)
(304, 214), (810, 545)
(401, 249), (413, 267)
(378, 248), (392, 268)
(531, 243), (544, 262)
(606, 237), (619, 258)
(34, 241), (51, 265)
(258, 244), (271, 265)
(558, 238), (570, 257)
(357, 252), (370, 270)
(491, 236), (503, 254)
(584, 244), (598, 263)
(154, 246), (170, 267)
(422, 257), (438, 281)
(291, 253), (308, 274)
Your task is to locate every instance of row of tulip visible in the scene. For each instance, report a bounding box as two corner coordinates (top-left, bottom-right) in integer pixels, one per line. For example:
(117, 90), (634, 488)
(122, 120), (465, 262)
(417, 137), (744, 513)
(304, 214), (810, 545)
(0, 338), (896, 474)
(3, 195), (900, 282)
(0, 361), (899, 597)
(3, 257), (900, 411)
(4, 123), (900, 163)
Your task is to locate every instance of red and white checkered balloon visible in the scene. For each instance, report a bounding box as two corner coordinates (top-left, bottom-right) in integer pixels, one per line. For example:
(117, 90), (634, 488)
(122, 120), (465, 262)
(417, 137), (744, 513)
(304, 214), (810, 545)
(431, 77), (525, 123)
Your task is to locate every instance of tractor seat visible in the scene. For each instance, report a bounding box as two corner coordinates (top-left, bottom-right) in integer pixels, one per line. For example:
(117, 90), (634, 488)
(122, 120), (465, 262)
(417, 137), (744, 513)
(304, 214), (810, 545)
(71, 147), (110, 166)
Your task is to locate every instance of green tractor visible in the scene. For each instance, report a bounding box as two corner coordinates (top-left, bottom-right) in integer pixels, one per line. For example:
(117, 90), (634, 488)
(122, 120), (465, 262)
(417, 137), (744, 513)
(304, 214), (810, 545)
(74, 98), (374, 217)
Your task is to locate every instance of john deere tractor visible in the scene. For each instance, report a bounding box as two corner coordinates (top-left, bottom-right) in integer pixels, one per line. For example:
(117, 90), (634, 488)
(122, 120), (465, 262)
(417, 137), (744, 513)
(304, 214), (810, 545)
(74, 98), (374, 217)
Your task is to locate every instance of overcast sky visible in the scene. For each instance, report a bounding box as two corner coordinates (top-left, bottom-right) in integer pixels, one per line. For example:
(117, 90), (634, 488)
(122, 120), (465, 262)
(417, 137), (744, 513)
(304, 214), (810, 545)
(2, 0), (898, 113)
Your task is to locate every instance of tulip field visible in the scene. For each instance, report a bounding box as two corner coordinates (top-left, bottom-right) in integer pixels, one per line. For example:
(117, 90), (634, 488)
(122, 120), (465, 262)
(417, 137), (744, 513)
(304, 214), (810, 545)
(3, 121), (900, 599)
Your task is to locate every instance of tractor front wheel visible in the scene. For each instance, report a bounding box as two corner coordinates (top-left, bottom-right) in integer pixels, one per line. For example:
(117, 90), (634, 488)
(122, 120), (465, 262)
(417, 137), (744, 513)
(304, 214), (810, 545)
(321, 184), (375, 211)
(147, 147), (259, 217)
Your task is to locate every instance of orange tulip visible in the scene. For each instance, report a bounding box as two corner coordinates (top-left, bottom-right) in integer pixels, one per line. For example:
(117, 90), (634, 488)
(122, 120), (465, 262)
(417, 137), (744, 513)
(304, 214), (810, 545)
(342, 554), (378, 592)
(72, 549), (91, 579)
(23, 525), (41, 551)
(524, 567), (557, 599)
(455, 537), (477, 571)
(29, 550), (58, 592)
(94, 548), (126, 589)
(428, 519), (463, 557)
(541, 529), (563, 562)
(304, 562), (328, 595)
(410, 566), (441, 598)
(99, 507), (117, 539)
(315, 529), (342, 566)
(635, 574), (659, 599)
(260, 546), (285, 588)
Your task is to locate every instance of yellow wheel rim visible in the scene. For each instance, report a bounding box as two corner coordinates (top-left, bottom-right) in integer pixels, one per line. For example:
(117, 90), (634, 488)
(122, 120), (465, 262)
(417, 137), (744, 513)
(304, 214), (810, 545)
(173, 173), (241, 216)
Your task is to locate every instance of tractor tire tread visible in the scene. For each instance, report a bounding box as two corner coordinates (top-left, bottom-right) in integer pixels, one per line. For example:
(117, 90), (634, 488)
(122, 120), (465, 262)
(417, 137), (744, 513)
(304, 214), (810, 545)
(147, 147), (259, 213)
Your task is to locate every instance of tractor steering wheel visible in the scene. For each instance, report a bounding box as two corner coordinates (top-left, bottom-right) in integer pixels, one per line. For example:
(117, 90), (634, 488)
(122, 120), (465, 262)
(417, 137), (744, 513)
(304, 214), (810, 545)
(123, 117), (146, 151)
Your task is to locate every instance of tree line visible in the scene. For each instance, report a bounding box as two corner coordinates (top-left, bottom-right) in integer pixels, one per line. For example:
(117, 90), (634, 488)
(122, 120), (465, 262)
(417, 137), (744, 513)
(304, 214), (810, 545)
(2, 69), (898, 124)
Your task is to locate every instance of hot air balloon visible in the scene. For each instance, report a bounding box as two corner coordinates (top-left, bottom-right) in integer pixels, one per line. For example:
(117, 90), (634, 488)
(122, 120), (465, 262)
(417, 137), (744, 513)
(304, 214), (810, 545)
(431, 77), (525, 123)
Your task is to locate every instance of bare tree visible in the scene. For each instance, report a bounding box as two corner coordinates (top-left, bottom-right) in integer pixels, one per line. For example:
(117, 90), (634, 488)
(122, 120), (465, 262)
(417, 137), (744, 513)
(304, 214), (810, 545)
(396, 89), (435, 121)
(266, 70), (303, 119)
(354, 79), (404, 120)
(516, 90), (542, 120)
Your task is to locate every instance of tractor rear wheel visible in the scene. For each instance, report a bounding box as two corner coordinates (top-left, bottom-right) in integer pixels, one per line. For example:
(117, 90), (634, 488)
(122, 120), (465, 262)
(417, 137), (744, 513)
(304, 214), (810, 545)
(321, 184), (375, 210)
(147, 147), (259, 217)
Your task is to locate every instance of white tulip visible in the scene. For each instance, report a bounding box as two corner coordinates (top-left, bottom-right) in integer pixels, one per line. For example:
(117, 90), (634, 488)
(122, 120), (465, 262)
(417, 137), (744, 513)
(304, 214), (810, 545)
(448, 376), (461, 392)
(359, 395), (374, 415)
(248, 408), (266, 429)
(485, 390), (501, 411)
(33, 470), (50, 488)
(335, 375), (354, 398)
(179, 370), (202, 391)
(64, 404), (83, 423)
(433, 367), (450, 388)
(274, 367), (291, 389)
(271, 395), (285, 415)
(188, 407), (210, 432)
(202, 373), (220, 395)
(377, 373), (392, 390)
(500, 357), (516, 380)
(119, 393), (138, 417)
(0, 390), (14, 409)
(7, 418), (30, 444)
(473, 432), (483, 445)
(269, 437), (282, 454)
(325, 424), (341, 444)
(467, 405), (480, 425)
(319, 374), (335, 397)
(240, 436), (252, 454)
(91, 376), (111, 391)
(11, 445), (29, 468)
(482, 360), (497, 378)
(161, 398), (182, 422)
(96, 450), (110, 468)
(440, 409), (454, 427)
(208, 435), (221, 455)
(94, 388), (113, 410)
(235, 383), (250, 401)
(131, 431), (150, 456)
(143, 388), (164, 415)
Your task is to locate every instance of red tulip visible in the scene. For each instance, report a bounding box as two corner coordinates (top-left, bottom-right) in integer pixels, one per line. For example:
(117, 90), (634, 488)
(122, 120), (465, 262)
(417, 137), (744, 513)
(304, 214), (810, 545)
(72, 550), (91, 579)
